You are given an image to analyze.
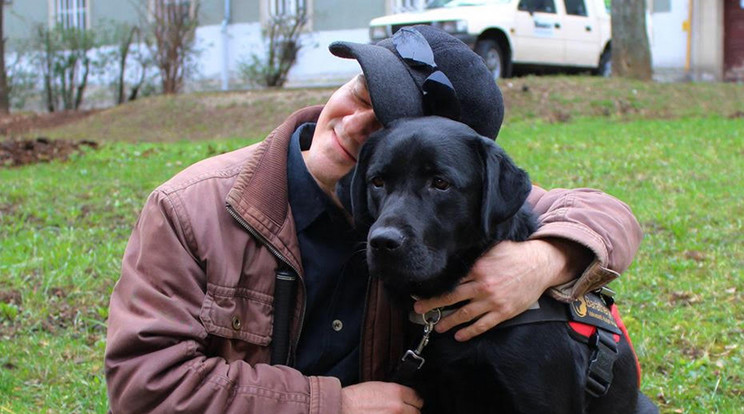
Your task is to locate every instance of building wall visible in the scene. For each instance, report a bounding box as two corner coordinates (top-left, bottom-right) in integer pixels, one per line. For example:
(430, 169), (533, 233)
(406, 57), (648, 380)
(192, 22), (369, 89)
(689, 0), (724, 81)
(649, 0), (688, 68)
(312, 0), (384, 31)
(91, 0), (139, 27)
(4, 0), (48, 48)
(648, 0), (725, 81)
(2, 0), (734, 89)
(231, 0), (260, 24)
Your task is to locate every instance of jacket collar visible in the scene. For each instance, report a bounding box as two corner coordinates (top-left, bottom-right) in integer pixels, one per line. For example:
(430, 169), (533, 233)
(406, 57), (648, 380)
(226, 105), (324, 274)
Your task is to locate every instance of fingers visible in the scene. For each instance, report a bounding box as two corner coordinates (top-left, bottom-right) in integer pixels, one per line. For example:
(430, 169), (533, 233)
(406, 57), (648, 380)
(432, 300), (489, 334)
(341, 381), (423, 413)
(452, 311), (504, 342)
(413, 280), (478, 314)
(399, 385), (424, 410)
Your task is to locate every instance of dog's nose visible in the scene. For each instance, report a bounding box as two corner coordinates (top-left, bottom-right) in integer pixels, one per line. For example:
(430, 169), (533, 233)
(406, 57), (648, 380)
(369, 227), (404, 252)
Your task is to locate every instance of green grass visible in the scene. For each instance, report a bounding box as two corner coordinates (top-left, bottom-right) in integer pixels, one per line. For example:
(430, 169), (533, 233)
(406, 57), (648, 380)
(0, 138), (254, 412)
(1, 113), (743, 411)
(500, 117), (744, 413)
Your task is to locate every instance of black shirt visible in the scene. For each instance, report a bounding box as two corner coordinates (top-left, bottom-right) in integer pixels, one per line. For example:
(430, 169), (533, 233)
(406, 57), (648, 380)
(287, 123), (368, 386)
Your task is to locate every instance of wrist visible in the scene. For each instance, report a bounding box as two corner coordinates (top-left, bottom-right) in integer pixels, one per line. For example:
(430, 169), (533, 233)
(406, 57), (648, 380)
(536, 238), (594, 289)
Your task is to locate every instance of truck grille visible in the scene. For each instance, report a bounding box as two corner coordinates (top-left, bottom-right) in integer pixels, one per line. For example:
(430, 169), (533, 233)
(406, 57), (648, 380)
(391, 22), (432, 35)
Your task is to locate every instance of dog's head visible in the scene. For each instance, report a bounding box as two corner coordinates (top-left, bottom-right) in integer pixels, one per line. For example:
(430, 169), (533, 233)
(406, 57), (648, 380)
(350, 117), (534, 300)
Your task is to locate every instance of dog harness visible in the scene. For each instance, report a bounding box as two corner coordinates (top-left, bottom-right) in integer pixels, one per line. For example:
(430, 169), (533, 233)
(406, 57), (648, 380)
(395, 290), (641, 398)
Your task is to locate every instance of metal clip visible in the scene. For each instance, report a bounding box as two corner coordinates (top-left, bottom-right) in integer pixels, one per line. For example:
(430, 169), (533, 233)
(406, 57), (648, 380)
(402, 308), (443, 370)
(423, 308), (442, 326)
(401, 349), (426, 370)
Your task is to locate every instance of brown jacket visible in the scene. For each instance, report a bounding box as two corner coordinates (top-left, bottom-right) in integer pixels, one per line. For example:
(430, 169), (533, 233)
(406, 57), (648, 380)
(105, 106), (642, 413)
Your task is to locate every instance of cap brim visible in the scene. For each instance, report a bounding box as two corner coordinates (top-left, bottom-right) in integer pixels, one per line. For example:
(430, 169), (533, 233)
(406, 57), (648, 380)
(329, 41), (424, 127)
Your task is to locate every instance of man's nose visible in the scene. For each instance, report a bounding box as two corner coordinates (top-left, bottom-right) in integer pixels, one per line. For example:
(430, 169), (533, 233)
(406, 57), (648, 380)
(346, 108), (381, 143)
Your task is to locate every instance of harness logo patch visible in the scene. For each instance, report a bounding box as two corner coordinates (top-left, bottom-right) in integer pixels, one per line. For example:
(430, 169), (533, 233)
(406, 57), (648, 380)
(572, 296), (588, 317)
(569, 293), (622, 335)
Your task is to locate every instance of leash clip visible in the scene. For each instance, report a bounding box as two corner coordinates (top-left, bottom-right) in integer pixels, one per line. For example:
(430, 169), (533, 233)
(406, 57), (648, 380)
(402, 308), (442, 369)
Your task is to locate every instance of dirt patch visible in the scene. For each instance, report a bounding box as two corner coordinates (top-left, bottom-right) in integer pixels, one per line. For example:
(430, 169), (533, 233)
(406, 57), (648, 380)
(0, 289), (22, 306)
(0, 288), (22, 337)
(0, 110), (98, 137)
(669, 291), (702, 306)
(0, 111), (101, 167)
(1, 137), (99, 167)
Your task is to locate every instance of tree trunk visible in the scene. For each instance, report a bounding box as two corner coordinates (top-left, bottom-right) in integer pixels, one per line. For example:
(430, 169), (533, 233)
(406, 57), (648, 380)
(611, 0), (653, 80)
(0, 5), (11, 114)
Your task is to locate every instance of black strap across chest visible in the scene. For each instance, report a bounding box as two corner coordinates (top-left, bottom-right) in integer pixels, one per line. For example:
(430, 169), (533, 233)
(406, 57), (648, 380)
(392, 292), (622, 398)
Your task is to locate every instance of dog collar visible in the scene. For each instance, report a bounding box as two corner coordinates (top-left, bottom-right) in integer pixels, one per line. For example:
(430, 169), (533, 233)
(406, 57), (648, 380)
(408, 308), (456, 325)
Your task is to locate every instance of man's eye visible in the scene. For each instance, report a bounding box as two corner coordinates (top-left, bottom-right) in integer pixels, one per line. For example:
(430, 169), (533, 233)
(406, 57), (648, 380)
(432, 177), (451, 190)
(370, 177), (385, 188)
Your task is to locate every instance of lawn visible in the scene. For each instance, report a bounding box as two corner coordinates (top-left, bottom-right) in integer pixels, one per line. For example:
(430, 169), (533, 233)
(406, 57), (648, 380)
(1, 79), (742, 412)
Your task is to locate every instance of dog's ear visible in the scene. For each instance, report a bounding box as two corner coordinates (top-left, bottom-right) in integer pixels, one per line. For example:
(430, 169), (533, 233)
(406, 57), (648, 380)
(349, 137), (377, 230)
(480, 138), (533, 237)
(335, 171), (354, 213)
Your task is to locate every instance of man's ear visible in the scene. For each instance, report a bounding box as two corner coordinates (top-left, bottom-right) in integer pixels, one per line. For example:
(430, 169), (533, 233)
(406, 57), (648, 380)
(480, 138), (532, 237)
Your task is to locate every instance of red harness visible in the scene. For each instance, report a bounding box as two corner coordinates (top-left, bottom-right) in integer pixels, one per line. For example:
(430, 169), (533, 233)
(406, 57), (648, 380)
(569, 303), (642, 387)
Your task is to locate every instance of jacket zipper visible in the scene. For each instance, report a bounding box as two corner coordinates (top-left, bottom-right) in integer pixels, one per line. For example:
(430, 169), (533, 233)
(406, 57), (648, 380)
(226, 203), (306, 364)
(358, 274), (374, 381)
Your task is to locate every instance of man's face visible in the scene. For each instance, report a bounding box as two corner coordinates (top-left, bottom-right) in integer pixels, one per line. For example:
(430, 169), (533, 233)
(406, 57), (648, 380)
(303, 74), (382, 195)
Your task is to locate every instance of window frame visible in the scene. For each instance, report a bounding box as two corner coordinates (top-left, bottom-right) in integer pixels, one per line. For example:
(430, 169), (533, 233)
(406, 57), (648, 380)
(261, 0), (313, 31)
(563, 0), (588, 17)
(652, 0), (671, 13)
(518, 0), (557, 14)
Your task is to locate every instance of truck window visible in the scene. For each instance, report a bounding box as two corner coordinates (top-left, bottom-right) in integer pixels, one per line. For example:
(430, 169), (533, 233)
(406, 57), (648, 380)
(564, 0), (587, 16)
(518, 0), (557, 14)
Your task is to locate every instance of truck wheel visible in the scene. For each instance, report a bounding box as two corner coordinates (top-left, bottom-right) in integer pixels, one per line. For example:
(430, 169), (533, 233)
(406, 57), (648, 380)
(475, 39), (505, 80)
(597, 48), (611, 77)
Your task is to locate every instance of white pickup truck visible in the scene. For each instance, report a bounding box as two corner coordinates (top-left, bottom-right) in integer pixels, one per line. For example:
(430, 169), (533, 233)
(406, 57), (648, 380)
(369, 0), (612, 80)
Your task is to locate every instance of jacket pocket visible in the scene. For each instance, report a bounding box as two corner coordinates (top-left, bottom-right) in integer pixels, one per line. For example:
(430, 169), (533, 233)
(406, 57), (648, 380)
(200, 283), (273, 346)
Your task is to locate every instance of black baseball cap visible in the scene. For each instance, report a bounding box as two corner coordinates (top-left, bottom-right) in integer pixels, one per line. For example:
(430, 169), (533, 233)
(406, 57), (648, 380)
(329, 25), (504, 139)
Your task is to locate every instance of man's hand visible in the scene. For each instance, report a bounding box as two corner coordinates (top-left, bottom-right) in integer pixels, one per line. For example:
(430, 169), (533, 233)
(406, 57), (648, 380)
(341, 381), (423, 414)
(414, 238), (593, 341)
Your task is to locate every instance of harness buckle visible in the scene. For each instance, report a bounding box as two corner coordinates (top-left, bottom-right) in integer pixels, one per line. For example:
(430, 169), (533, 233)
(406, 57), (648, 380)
(595, 286), (616, 306)
(586, 329), (619, 397)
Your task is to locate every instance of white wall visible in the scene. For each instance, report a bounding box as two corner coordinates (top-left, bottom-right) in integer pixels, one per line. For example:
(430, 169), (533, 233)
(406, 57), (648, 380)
(192, 23), (369, 89)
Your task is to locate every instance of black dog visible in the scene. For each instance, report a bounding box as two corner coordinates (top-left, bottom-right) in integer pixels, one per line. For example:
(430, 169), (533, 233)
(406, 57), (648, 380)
(349, 117), (643, 414)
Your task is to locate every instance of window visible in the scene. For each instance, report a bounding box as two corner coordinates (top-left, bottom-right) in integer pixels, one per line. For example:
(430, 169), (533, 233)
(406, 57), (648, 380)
(269, 0), (306, 17)
(518, 0), (556, 14)
(54, 0), (88, 30)
(652, 0), (671, 13)
(564, 0), (587, 16)
(262, 0), (310, 30)
(148, 0), (197, 24)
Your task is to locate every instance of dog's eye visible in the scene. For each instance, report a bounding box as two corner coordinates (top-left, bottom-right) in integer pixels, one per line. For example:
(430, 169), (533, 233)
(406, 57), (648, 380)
(370, 176), (385, 188)
(432, 177), (451, 190)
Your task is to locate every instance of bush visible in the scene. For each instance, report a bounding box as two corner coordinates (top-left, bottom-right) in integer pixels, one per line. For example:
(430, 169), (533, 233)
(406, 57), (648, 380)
(5, 51), (39, 110)
(95, 20), (157, 104)
(32, 24), (99, 112)
(145, 0), (200, 94)
(239, 11), (308, 88)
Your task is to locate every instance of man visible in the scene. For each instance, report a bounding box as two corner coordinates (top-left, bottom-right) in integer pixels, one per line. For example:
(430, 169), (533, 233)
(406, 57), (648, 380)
(105, 26), (642, 413)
